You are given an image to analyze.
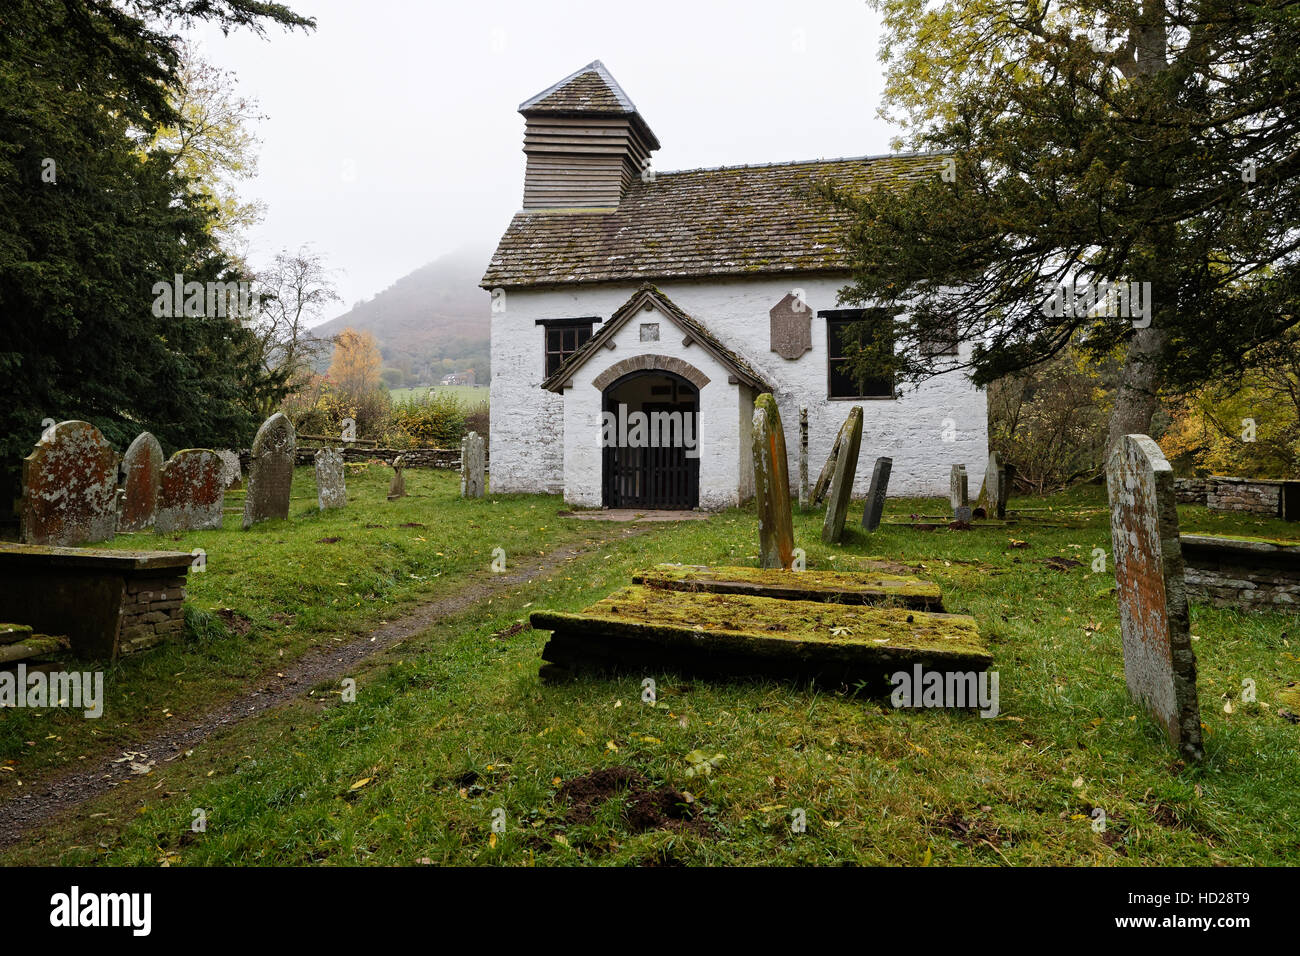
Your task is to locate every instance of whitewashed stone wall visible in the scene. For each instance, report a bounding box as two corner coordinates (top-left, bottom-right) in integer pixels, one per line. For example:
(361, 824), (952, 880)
(488, 276), (988, 507)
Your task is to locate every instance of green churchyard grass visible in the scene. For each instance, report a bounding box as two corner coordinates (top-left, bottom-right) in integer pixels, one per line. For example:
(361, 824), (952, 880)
(1, 476), (1297, 866)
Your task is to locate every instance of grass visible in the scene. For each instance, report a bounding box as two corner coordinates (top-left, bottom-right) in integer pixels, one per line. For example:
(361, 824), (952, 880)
(388, 385), (488, 408)
(2, 481), (1298, 866)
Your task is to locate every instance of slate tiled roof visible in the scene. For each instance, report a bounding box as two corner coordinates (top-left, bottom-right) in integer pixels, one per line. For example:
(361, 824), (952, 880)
(481, 152), (944, 290)
(524, 66), (630, 113)
(540, 283), (772, 393)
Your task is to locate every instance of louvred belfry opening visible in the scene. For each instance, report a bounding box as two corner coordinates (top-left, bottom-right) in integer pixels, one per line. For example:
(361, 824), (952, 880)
(518, 60), (660, 210)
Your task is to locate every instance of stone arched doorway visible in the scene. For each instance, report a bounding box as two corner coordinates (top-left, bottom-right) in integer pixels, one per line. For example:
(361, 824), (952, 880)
(600, 368), (700, 509)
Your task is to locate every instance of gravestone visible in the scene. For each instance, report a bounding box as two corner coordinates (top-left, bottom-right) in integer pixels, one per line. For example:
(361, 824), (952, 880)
(949, 464), (969, 517)
(996, 463), (1016, 519)
(984, 451), (1001, 512)
(242, 413), (296, 529)
(1106, 434), (1202, 760)
(811, 428), (843, 505)
(314, 447), (346, 510)
(769, 292), (813, 360)
(460, 431), (485, 498)
(798, 407), (809, 512)
(751, 394), (795, 569)
(119, 432), (163, 532)
(821, 406), (863, 544)
(388, 455), (407, 500)
(156, 449), (225, 533)
(21, 421), (119, 546)
(861, 457), (893, 532)
(216, 449), (242, 489)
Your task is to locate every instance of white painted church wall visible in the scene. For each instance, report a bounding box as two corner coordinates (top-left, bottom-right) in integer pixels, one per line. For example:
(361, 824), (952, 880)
(488, 275), (988, 507)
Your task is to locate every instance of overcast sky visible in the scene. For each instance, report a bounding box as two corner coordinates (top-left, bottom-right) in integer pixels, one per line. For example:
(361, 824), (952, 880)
(192, 0), (898, 317)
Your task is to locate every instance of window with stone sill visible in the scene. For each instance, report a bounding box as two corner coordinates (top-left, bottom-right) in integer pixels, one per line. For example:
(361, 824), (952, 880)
(823, 309), (895, 399)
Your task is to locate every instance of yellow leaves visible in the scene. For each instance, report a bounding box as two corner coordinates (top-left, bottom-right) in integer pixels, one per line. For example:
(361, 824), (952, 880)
(605, 740), (618, 752)
(684, 750), (726, 778)
(349, 777), (373, 792)
(489, 832), (498, 849)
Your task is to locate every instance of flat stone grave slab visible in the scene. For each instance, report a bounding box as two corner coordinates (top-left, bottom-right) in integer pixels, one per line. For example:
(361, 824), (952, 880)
(1180, 533), (1300, 611)
(631, 564), (944, 610)
(0, 623), (67, 665)
(531, 585), (989, 690)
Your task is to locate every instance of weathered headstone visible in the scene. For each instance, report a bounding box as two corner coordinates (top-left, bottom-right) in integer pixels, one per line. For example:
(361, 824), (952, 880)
(984, 451), (1001, 512)
(216, 449), (242, 489)
(949, 464), (969, 517)
(811, 428), (843, 505)
(156, 449), (225, 533)
(388, 455), (407, 501)
(821, 406), (863, 544)
(996, 463), (1016, 519)
(1106, 434), (1202, 760)
(460, 431), (485, 498)
(314, 447), (346, 510)
(21, 421), (119, 546)
(752, 393), (795, 569)
(242, 413), (296, 529)
(861, 457), (893, 532)
(798, 407), (809, 512)
(119, 432), (163, 532)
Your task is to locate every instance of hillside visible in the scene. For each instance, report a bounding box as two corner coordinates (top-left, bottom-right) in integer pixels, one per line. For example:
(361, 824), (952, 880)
(313, 245), (493, 386)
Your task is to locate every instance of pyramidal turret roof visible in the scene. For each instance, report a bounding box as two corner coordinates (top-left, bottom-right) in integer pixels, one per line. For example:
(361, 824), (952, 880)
(519, 60), (639, 114)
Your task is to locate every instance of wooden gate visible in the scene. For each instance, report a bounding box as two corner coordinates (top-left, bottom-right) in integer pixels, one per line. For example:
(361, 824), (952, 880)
(602, 395), (699, 510)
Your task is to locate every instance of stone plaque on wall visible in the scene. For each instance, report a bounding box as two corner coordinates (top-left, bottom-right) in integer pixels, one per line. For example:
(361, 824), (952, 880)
(769, 292), (812, 360)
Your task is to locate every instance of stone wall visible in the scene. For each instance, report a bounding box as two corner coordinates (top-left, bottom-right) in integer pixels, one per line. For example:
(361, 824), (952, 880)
(1173, 477), (1210, 505)
(118, 571), (187, 654)
(283, 447), (477, 469)
(1205, 477), (1291, 516)
(1181, 534), (1300, 611)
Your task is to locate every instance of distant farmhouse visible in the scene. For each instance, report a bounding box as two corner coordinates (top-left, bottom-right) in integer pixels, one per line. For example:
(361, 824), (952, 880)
(439, 370), (476, 387)
(482, 61), (988, 510)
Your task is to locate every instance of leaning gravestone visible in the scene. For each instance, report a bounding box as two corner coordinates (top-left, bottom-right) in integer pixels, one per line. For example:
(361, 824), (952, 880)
(752, 394), (795, 569)
(314, 447), (346, 510)
(156, 449), (225, 532)
(21, 421), (119, 546)
(388, 455), (407, 500)
(861, 457), (893, 532)
(216, 449), (242, 489)
(821, 406), (863, 544)
(242, 413), (296, 530)
(1106, 434), (1202, 760)
(811, 428), (843, 505)
(119, 432), (163, 532)
(996, 463), (1016, 519)
(460, 431), (485, 498)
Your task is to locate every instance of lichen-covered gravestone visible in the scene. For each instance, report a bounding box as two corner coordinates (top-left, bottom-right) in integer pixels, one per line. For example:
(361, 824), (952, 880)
(156, 449), (225, 532)
(21, 421), (119, 546)
(314, 447), (346, 510)
(752, 393), (795, 569)
(119, 432), (163, 532)
(811, 428), (843, 505)
(821, 406), (863, 544)
(861, 457), (893, 532)
(1106, 434), (1203, 760)
(950, 464), (970, 522)
(460, 431), (485, 498)
(242, 413), (296, 529)
(388, 455), (407, 500)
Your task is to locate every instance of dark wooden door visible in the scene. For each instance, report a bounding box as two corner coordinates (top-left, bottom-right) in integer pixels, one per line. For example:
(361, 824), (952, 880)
(602, 401), (699, 509)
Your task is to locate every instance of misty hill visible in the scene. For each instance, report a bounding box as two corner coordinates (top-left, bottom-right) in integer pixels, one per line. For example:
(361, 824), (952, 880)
(313, 246), (493, 386)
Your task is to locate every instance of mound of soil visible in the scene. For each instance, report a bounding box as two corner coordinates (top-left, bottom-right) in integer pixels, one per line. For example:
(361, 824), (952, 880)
(557, 766), (710, 835)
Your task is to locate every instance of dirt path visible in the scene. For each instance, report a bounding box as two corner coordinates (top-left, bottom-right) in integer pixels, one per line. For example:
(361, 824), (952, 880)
(0, 526), (645, 849)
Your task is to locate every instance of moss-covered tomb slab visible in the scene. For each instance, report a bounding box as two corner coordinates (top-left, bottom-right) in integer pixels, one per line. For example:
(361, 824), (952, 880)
(631, 564), (943, 610)
(531, 586), (990, 691)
